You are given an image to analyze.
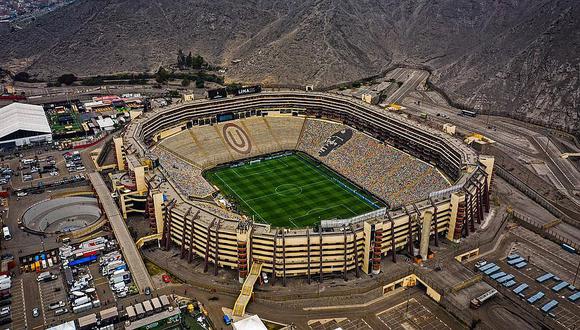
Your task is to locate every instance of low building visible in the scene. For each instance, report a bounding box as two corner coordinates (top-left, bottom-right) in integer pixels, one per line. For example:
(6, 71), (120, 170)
(0, 103), (52, 147)
(124, 307), (181, 330)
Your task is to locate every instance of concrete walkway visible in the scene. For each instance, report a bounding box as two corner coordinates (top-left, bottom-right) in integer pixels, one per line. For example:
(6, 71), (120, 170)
(89, 172), (154, 293)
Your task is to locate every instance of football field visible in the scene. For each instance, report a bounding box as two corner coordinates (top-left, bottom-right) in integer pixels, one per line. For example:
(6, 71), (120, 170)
(204, 153), (383, 228)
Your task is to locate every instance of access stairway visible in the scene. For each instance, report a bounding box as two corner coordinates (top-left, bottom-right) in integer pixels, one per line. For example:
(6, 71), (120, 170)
(232, 261), (263, 317)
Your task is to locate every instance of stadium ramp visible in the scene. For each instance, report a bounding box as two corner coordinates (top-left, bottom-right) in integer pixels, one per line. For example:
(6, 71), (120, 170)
(232, 261), (263, 317)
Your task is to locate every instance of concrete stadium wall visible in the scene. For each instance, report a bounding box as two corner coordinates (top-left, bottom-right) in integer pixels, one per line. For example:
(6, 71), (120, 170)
(123, 91), (491, 278)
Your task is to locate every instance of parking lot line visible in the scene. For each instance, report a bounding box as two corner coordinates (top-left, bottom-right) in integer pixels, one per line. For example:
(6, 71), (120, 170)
(20, 278), (27, 329)
(38, 281), (47, 326)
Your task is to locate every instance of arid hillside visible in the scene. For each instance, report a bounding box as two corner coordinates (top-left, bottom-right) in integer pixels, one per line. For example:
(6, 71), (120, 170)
(0, 0), (578, 135)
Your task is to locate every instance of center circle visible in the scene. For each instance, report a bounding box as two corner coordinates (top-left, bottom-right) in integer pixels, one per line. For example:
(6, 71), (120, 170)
(275, 184), (302, 196)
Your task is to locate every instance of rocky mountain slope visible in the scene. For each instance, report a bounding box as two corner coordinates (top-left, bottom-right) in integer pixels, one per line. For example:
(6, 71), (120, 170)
(0, 0), (578, 135)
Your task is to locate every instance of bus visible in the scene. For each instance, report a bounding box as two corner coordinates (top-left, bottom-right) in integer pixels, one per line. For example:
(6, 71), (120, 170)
(460, 110), (477, 117)
(470, 289), (498, 309)
(2, 227), (10, 241)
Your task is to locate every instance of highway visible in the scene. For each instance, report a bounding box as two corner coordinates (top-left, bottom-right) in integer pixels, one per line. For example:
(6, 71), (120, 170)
(88, 172), (154, 293)
(384, 70), (429, 104)
(534, 136), (580, 190)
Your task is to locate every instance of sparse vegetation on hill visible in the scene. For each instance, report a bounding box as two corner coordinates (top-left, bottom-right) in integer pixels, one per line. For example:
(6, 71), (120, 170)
(0, 0), (578, 135)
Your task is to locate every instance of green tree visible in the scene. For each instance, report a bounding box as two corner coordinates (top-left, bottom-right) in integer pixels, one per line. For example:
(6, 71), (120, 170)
(155, 67), (170, 84)
(195, 79), (204, 88)
(177, 49), (186, 68)
(186, 52), (193, 68)
(57, 74), (78, 86)
(192, 55), (205, 69)
(13, 72), (31, 82)
(181, 78), (191, 87)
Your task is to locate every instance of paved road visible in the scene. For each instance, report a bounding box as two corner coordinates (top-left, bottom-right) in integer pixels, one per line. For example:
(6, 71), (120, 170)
(22, 273), (44, 330)
(385, 70), (429, 104)
(88, 172), (154, 293)
(534, 136), (580, 190)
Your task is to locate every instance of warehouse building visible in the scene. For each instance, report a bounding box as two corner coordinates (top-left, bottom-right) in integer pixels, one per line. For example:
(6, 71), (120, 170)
(0, 103), (52, 147)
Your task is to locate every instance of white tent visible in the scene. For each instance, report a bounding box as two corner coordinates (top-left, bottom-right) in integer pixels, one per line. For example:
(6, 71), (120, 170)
(46, 321), (76, 330)
(233, 315), (268, 330)
(0, 103), (52, 146)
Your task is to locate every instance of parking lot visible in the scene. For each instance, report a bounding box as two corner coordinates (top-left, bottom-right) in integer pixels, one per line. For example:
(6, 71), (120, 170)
(309, 318), (372, 330)
(377, 298), (451, 330)
(510, 227), (579, 283)
(473, 228), (580, 329)
(2, 278), (26, 330)
(88, 263), (116, 308)
(38, 276), (69, 327)
(1, 147), (87, 193)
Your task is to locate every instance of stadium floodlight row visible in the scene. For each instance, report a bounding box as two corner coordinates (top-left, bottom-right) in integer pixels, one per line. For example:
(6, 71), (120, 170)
(120, 91), (494, 281)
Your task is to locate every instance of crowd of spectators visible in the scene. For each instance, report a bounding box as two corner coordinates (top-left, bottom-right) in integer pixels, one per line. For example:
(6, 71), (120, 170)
(297, 119), (449, 207)
(154, 118), (450, 210)
(192, 200), (243, 221)
(151, 147), (215, 197)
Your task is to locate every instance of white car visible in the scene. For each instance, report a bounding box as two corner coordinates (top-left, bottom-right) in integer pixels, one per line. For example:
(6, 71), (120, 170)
(32, 308), (40, 318)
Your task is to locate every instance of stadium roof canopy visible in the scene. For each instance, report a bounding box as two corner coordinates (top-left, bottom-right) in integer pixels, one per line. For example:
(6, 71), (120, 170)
(0, 103), (51, 139)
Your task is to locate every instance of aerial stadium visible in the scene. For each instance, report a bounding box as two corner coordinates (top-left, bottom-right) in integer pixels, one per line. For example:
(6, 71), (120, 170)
(114, 90), (494, 304)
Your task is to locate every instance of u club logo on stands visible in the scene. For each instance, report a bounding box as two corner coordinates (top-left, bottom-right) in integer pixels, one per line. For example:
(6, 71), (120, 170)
(223, 123), (252, 154)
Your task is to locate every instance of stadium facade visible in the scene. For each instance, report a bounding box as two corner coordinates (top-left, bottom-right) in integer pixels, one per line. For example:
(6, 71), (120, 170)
(113, 91), (494, 282)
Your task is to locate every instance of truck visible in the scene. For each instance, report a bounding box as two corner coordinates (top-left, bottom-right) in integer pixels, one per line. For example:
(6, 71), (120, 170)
(112, 281), (126, 292)
(48, 301), (65, 310)
(0, 278), (11, 287)
(73, 296), (91, 307)
(0, 282), (11, 291)
(100, 252), (122, 266)
(109, 271), (131, 285)
(101, 261), (126, 276)
(470, 289), (498, 309)
(72, 302), (92, 314)
(68, 255), (98, 267)
(37, 271), (56, 282)
(64, 267), (74, 286)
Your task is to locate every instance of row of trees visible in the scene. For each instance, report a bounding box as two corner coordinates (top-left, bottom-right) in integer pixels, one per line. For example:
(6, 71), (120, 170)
(177, 50), (207, 70)
(155, 66), (223, 87)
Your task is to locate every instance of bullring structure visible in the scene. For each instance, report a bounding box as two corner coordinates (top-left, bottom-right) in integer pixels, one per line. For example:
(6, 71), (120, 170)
(113, 91), (494, 284)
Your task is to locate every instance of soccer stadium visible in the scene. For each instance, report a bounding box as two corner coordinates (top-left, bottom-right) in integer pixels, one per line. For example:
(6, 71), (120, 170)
(117, 91), (494, 305)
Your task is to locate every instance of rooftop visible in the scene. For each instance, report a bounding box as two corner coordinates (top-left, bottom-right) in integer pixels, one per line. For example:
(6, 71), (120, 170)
(0, 102), (51, 138)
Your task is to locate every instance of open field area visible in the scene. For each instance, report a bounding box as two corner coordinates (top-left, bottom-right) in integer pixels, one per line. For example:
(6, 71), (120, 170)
(204, 152), (383, 227)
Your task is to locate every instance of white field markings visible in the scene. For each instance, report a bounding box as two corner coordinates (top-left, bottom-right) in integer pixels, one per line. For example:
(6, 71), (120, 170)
(300, 155), (379, 210)
(232, 157), (290, 178)
(224, 154), (370, 226)
(289, 204), (357, 227)
(245, 179), (329, 203)
(215, 172), (266, 223)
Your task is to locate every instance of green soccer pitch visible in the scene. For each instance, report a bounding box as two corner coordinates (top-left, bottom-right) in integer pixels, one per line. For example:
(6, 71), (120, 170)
(204, 152), (384, 228)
